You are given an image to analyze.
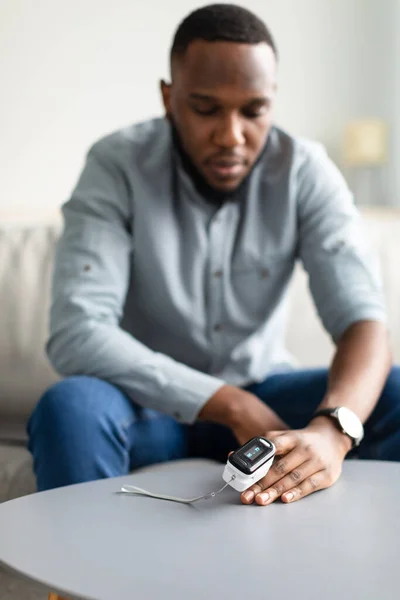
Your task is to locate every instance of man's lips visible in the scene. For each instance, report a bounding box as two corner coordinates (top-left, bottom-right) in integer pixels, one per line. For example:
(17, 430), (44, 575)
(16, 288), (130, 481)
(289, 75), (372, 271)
(206, 158), (247, 179)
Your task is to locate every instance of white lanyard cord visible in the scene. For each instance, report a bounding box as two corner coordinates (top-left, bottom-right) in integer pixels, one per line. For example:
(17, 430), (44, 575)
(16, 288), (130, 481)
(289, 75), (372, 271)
(120, 475), (235, 505)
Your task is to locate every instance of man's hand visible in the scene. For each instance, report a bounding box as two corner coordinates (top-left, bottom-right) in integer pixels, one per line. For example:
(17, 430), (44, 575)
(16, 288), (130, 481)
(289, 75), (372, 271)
(199, 385), (288, 445)
(241, 417), (351, 506)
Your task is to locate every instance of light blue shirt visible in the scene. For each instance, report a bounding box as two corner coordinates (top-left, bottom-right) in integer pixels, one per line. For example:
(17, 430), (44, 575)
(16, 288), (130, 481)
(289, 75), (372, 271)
(48, 118), (386, 423)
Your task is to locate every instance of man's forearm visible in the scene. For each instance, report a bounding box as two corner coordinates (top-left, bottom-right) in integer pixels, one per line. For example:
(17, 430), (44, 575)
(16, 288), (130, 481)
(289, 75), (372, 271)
(199, 384), (288, 430)
(199, 384), (289, 447)
(317, 320), (392, 422)
(47, 320), (225, 425)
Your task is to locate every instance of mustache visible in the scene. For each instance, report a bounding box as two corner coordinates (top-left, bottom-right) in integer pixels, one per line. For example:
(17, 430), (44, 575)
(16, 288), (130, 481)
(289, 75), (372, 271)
(168, 116), (248, 165)
(205, 153), (248, 165)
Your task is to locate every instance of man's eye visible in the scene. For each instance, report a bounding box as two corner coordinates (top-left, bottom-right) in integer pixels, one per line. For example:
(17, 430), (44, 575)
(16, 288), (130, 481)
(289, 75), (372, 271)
(242, 109), (267, 119)
(192, 107), (219, 116)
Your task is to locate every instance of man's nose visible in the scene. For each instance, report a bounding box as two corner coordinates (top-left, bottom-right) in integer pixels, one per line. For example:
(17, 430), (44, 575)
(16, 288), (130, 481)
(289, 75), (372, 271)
(213, 114), (245, 148)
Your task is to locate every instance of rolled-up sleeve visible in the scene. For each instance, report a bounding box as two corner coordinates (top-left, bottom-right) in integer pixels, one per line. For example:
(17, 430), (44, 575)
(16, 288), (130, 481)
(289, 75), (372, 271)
(47, 141), (224, 424)
(296, 143), (387, 342)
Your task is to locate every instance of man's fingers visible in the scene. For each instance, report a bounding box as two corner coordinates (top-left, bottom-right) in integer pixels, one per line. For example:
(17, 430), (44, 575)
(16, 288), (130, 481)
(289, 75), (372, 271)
(241, 447), (306, 504)
(267, 431), (298, 456)
(254, 460), (315, 505)
(260, 446), (311, 489)
(259, 448), (314, 490)
(240, 427), (345, 506)
(240, 441), (309, 505)
(265, 430), (286, 438)
(281, 470), (328, 503)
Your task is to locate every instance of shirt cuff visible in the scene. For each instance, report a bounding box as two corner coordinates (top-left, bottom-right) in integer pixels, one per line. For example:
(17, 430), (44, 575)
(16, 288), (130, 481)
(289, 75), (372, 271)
(161, 360), (226, 424)
(330, 307), (387, 342)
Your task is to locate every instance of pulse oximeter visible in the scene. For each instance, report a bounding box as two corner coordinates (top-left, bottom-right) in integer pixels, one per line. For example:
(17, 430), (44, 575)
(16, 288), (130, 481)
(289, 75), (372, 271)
(222, 436), (276, 492)
(120, 436), (276, 503)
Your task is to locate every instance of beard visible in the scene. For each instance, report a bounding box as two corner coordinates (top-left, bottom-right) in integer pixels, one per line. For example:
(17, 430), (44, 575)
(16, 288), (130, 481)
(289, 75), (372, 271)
(169, 118), (269, 206)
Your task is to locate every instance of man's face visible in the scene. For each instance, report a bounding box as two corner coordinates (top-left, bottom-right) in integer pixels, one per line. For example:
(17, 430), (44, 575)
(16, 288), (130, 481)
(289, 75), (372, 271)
(161, 40), (277, 192)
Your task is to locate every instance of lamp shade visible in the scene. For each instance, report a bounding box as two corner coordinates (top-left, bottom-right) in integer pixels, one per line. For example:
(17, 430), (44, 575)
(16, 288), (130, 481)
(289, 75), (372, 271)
(344, 119), (387, 166)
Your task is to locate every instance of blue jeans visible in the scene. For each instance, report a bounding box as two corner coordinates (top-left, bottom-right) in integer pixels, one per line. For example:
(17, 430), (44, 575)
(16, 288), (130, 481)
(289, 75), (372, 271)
(27, 367), (400, 491)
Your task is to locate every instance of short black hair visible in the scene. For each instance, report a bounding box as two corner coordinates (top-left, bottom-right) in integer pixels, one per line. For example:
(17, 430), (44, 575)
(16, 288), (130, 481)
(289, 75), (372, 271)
(171, 4), (278, 64)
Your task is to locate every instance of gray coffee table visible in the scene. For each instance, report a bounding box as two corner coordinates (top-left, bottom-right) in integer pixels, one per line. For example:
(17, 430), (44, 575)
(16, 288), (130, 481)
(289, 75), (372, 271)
(0, 459), (398, 600)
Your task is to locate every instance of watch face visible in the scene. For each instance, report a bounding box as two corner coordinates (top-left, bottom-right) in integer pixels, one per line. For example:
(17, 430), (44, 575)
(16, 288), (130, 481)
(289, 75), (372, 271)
(337, 407), (363, 440)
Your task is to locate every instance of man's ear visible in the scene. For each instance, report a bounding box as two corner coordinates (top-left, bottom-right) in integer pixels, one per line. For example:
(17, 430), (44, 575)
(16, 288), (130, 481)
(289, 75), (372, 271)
(160, 80), (172, 117)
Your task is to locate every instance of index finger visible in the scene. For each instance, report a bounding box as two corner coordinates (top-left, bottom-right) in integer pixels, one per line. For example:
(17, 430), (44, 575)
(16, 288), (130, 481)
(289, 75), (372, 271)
(267, 431), (298, 456)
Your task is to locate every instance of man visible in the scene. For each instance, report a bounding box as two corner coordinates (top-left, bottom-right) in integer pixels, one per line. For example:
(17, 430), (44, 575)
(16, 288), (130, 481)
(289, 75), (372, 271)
(28, 4), (400, 506)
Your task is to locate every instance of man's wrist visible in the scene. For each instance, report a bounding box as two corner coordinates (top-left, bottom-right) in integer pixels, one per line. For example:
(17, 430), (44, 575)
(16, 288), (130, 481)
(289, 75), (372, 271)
(198, 384), (246, 428)
(308, 415), (353, 454)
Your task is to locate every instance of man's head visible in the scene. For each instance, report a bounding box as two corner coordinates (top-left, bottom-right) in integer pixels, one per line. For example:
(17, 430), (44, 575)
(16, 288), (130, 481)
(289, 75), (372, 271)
(161, 4), (278, 193)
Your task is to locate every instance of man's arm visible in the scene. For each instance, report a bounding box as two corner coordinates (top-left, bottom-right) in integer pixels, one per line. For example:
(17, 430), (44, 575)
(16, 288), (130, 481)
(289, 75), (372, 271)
(296, 142), (390, 435)
(311, 320), (391, 447)
(240, 143), (391, 506)
(49, 139), (228, 424)
(200, 385), (289, 445)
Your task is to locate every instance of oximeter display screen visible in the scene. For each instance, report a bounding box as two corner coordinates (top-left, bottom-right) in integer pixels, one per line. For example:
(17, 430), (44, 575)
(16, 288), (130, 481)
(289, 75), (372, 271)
(244, 443), (263, 463)
(229, 437), (275, 475)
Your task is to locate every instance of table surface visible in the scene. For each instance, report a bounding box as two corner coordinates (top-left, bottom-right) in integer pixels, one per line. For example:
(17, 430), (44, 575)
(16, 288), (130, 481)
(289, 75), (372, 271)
(0, 460), (399, 600)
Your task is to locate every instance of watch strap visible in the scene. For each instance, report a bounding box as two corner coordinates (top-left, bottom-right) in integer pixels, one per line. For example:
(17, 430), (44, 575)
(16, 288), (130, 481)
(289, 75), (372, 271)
(313, 408), (336, 418)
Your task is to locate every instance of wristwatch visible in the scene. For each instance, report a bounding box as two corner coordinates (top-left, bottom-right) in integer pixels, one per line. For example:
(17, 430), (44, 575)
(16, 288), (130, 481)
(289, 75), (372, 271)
(312, 407), (364, 448)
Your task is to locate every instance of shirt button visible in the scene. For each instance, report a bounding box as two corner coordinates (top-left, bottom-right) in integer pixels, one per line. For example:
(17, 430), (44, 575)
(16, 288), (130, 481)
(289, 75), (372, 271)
(213, 324), (222, 332)
(333, 240), (346, 253)
(214, 270), (223, 278)
(261, 268), (269, 279)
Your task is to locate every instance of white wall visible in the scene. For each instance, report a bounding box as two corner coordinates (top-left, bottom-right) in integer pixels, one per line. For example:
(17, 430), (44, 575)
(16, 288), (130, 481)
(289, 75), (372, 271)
(0, 0), (398, 216)
(394, 0), (400, 204)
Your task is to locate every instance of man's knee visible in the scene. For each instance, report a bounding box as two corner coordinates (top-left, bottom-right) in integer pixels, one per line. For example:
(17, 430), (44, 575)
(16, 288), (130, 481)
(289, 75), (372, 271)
(29, 376), (124, 435)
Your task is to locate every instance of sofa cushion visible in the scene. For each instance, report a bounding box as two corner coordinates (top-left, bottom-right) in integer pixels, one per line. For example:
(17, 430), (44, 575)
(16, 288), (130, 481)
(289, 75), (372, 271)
(0, 444), (36, 503)
(0, 224), (60, 441)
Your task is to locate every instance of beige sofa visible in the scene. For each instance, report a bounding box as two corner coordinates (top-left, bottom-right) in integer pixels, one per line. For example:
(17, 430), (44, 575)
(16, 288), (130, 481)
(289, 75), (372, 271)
(0, 207), (399, 597)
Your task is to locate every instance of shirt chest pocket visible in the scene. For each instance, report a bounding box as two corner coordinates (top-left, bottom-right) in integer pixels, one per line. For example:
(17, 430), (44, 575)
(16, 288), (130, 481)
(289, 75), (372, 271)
(229, 253), (295, 322)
